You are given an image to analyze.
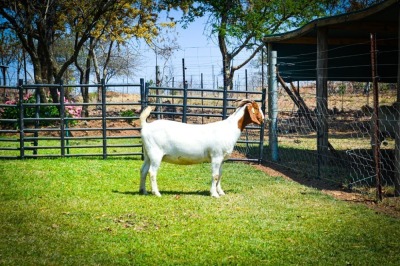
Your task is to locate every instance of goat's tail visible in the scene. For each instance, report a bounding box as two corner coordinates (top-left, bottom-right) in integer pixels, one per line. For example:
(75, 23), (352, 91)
(140, 106), (153, 125)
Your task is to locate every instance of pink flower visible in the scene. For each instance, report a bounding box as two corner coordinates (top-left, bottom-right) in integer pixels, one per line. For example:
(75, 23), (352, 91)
(23, 94), (31, 101)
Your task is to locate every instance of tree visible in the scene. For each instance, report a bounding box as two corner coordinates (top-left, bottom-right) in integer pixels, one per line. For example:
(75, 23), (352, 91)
(147, 25), (180, 87)
(0, 0), (163, 103)
(0, 29), (22, 86)
(70, 0), (172, 116)
(165, 0), (381, 91)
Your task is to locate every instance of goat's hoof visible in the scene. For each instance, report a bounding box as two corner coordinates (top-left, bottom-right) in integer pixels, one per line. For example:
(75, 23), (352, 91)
(217, 190), (226, 196)
(211, 193), (220, 198)
(153, 191), (162, 197)
(139, 189), (148, 195)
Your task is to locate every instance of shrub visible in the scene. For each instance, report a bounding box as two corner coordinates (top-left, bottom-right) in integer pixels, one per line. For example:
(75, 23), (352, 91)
(120, 109), (135, 124)
(0, 94), (82, 128)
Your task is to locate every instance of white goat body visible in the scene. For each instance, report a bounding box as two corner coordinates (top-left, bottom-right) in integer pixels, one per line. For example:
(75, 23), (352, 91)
(139, 100), (264, 197)
(141, 119), (240, 164)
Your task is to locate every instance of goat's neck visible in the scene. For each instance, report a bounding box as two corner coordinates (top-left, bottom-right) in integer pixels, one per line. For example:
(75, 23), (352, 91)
(227, 105), (248, 132)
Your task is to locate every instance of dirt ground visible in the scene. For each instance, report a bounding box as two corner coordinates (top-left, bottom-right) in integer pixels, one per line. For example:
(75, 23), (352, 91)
(253, 163), (400, 219)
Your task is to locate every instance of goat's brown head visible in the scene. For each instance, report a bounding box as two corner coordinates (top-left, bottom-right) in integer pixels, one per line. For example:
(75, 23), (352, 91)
(237, 99), (265, 131)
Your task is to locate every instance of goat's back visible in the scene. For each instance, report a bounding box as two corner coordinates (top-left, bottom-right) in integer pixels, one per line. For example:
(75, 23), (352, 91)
(141, 119), (241, 164)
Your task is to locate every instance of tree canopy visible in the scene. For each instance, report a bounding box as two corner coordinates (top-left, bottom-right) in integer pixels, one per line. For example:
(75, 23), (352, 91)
(164, 0), (383, 90)
(0, 0), (170, 102)
(0, 0), (384, 100)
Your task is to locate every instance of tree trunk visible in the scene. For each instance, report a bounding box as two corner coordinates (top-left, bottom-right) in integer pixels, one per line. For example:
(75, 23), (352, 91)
(219, 38), (234, 90)
(74, 38), (94, 118)
(92, 44), (102, 102)
(31, 58), (48, 103)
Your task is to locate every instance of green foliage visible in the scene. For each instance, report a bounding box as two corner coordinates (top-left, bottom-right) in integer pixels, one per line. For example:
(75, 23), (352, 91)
(0, 94), (60, 128)
(0, 94), (82, 128)
(178, 0), (339, 42)
(338, 83), (346, 95)
(120, 109), (136, 123)
(0, 159), (399, 265)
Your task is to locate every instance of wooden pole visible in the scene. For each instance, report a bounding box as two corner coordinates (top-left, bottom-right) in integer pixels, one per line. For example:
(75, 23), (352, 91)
(316, 27), (329, 170)
(267, 44), (279, 162)
(395, 10), (400, 197)
(370, 33), (382, 201)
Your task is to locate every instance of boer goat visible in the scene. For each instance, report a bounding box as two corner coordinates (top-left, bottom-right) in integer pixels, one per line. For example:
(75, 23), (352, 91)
(139, 99), (265, 197)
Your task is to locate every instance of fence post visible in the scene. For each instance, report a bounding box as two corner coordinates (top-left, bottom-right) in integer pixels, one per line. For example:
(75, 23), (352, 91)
(370, 33), (382, 201)
(316, 27), (329, 176)
(245, 69), (248, 98)
(18, 79), (24, 159)
(101, 78), (107, 159)
(140, 78), (145, 110)
(258, 48), (267, 164)
(145, 82), (149, 107)
(33, 85), (40, 156)
(156, 65), (161, 119)
(182, 58), (187, 123)
(222, 82), (228, 119)
(201, 73), (204, 124)
(259, 88), (267, 164)
(59, 80), (66, 157)
(268, 45), (279, 162)
(395, 11), (400, 197)
(140, 80), (149, 161)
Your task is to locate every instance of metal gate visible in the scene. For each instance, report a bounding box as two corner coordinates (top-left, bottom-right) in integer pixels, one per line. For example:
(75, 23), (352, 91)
(0, 79), (266, 161)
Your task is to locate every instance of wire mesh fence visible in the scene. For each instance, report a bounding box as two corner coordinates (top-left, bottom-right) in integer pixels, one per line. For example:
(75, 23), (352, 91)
(263, 82), (398, 191)
(258, 31), (400, 201)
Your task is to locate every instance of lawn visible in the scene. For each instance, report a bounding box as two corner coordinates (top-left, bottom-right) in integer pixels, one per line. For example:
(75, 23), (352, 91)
(0, 158), (399, 265)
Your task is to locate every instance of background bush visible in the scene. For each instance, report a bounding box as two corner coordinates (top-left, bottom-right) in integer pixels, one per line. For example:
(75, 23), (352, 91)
(0, 94), (81, 128)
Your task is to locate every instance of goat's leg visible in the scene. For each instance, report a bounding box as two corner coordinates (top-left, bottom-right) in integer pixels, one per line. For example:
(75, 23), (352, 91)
(216, 163), (225, 196)
(149, 158), (162, 197)
(139, 157), (150, 195)
(210, 158), (223, 198)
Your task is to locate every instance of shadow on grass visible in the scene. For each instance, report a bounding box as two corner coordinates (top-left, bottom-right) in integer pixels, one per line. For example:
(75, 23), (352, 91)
(244, 142), (395, 195)
(112, 190), (211, 197)
(242, 144), (352, 191)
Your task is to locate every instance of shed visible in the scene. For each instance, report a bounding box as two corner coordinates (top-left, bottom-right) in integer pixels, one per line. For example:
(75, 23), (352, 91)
(263, 0), (399, 83)
(262, 0), (399, 197)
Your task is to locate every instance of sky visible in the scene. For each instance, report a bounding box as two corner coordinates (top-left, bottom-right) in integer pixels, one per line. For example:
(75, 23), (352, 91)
(129, 11), (260, 91)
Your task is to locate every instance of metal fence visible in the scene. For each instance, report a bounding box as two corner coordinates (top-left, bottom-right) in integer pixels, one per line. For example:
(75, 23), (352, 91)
(2, 78), (399, 199)
(261, 81), (399, 198)
(0, 79), (266, 161)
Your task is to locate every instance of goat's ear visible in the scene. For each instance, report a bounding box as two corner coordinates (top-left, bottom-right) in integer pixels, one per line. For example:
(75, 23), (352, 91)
(247, 102), (262, 125)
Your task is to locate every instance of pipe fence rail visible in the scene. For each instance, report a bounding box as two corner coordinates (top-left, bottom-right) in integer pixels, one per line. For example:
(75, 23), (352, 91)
(0, 79), (266, 162)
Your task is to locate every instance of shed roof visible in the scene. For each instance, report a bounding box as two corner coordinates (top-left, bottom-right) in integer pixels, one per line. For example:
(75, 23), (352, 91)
(262, 0), (399, 83)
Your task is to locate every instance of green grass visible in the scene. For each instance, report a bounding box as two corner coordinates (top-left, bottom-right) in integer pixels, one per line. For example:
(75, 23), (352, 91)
(0, 137), (143, 158)
(0, 159), (399, 265)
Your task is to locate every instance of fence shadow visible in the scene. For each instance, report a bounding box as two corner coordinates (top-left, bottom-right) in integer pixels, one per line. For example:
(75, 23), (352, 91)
(246, 144), (352, 191)
(244, 142), (396, 195)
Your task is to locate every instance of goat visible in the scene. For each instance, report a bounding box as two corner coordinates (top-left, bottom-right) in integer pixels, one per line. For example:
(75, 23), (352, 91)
(139, 99), (265, 198)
